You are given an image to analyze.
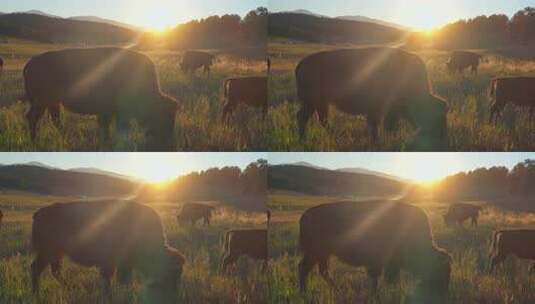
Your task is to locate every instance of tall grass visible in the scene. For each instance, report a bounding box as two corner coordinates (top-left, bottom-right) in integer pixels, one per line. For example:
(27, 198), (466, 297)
(0, 42), (268, 151)
(267, 194), (535, 303)
(0, 194), (268, 303)
(267, 42), (535, 151)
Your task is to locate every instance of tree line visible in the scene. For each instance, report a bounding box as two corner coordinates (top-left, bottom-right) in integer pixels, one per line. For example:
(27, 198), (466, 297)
(433, 7), (535, 48)
(432, 159), (535, 201)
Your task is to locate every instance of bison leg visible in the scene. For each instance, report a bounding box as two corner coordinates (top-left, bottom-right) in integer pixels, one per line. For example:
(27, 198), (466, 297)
(297, 104), (314, 140)
(221, 253), (237, 274)
(98, 114), (113, 143)
(489, 253), (505, 273)
(48, 104), (62, 130)
(318, 258), (336, 289)
(203, 215), (210, 226)
(222, 102), (235, 124)
(31, 254), (49, 293)
(298, 254), (315, 292)
(26, 104), (46, 140)
(529, 263), (535, 274)
(99, 266), (115, 302)
(529, 107), (534, 124)
(366, 266), (382, 295)
(117, 266), (133, 285)
(51, 255), (64, 283)
(471, 216), (478, 227)
(367, 116), (380, 142)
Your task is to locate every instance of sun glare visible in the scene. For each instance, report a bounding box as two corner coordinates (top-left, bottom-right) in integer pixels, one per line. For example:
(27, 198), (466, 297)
(393, 153), (462, 184)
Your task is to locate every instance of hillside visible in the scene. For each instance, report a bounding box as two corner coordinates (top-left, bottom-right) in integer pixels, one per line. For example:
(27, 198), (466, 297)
(268, 12), (407, 44)
(0, 164), (139, 197)
(268, 164), (407, 197)
(68, 16), (140, 31)
(0, 13), (139, 44)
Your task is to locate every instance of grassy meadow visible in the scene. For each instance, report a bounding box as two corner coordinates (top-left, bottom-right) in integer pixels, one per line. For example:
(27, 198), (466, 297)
(267, 192), (535, 304)
(267, 40), (535, 151)
(0, 191), (269, 303)
(0, 40), (268, 151)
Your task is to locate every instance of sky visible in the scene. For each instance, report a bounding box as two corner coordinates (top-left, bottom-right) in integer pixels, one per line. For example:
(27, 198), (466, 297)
(268, 152), (535, 183)
(0, 152), (267, 183)
(269, 0), (534, 30)
(3, 0), (267, 30)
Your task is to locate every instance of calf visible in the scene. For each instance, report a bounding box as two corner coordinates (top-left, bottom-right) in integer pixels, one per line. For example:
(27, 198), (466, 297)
(489, 229), (535, 273)
(447, 51), (482, 74)
(489, 77), (535, 123)
(177, 203), (215, 226)
(443, 203), (482, 227)
(31, 200), (185, 303)
(220, 229), (268, 273)
(181, 51), (215, 74)
(222, 76), (268, 122)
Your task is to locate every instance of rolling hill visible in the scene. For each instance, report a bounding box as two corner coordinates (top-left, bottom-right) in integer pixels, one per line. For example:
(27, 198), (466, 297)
(0, 13), (139, 44)
(0, 164), (139, 197)
(268, 12), (407, 44)
(268, 164), (407, 197)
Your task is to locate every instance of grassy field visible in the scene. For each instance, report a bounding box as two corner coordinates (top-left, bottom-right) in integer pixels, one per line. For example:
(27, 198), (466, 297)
(267, 40), (535, 151)
(0, 41), (268, 151)
(0, 191), (268, 303)
(267, 192), (535, 304)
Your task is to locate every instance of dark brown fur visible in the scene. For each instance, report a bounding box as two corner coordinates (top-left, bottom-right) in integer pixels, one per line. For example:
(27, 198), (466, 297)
(220, 229), (268, 273)
(489, 77), (535, 123)
(489, 229), (535, 273)
(31, 200), (185, 303)
(447, 51), (482, 74)
(23, 47), (178, 151)
(222, 76), (268, 122)
(180, 51), (215, 74)
(295, 47), (448, 150)
(299, 200), (451, 302)
(176, 203), (215, 226)
(443, 203), (482, 227)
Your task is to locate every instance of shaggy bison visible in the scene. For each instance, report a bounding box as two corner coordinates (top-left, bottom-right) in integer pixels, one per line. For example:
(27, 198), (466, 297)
(295, 47), (448, 150)
(489, 77), (535, 123)
(222, 76), (267, 122)
(447, 51), (482, 74)
(23, 47), (178, 151)
(443, 203), (482, 227)
(31, 200), (185, 303)
(489, 229), (535, 273)
(180, 51), (215, 74)
(221, 229), (268, 273)
(176, 203), (215, 226)
(299, 200), (451, 301)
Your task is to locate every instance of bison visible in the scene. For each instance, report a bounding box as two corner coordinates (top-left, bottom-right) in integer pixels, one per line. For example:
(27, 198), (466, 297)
(176, 203), (215, 226)
(23, 47), (178, 151)
(0, 56), (3, 75)
(489, 77), (535, 123)
(0, 209), (3, 228)
(220, 229), (268, 273)
(443, 203), (482, 227)
(295, 47), (448, 150)
(489, 229), (535, 273)
(31, 200), (185, 303)
(180, 51), (215, 74)
(447, 51), (482, 74)
(299, 200), (451, 302)
(267, 57), (271, 74)
(222, 76), (268, 122)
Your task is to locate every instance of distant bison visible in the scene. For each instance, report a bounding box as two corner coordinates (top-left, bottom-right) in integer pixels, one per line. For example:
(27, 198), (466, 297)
(177, 203), (215, 226)
(0, 56), (3, 75)
(443, 203), (482, 227)
(23, 47), (178, 151)
(221, 229), (268, 273)
(222, 76), (268, 121)
(299, 201), (451, 301)
(0, 209), (3, 228)
(489, 229), (535, 273)
(31, 200), (185, 303)
(266, 57), (271, 74)
(447, 51), (482, 74)
(181, 51), (215, 74)
(296, 48), (448, 150)
(489, 77), (535, 123)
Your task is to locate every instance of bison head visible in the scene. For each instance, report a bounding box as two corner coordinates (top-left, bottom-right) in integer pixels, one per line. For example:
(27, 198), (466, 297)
(145, 246), (185, 303)
(145, 94), (178, 151)
(414, 248), (452, 303)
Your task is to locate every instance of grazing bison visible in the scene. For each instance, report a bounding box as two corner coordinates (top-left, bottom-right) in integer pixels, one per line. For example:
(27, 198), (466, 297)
(222, 76), (268, 121)
(489, 77), (535, 123)
(489, 229), (535, 273)
(299, 201), (451, 302)
(23, 47), (178, 151)
(447, 51), (482, 74)
(443, 203), (482, 227)
(176, 203), (215, 226)
(296, 47), (448, 150)
(31, 200), (185, 303)
(180, 51), (215, 74)
(221, 229), (268, 273)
